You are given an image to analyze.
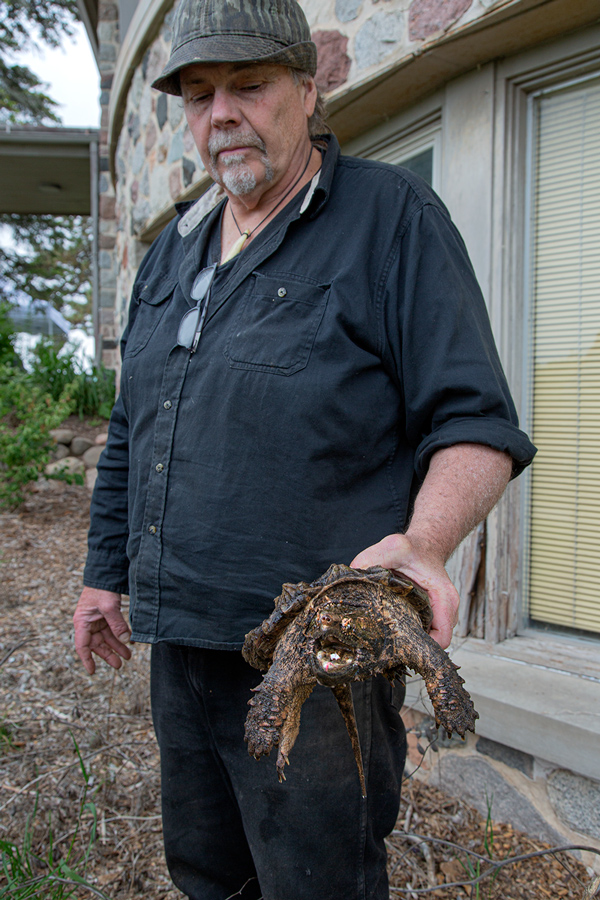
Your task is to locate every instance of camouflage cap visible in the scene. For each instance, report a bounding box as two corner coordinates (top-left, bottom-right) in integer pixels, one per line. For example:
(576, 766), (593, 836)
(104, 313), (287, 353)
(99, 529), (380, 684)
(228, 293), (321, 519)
(152, 0), (317, 96)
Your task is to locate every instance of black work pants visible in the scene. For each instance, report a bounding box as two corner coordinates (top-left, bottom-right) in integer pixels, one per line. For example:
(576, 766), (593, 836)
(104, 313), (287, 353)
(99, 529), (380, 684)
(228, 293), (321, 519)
(150, 644), (406, 900)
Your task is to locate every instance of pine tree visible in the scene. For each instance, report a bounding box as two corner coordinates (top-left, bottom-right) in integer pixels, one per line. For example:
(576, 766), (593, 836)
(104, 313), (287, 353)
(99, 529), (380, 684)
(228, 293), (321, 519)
(0, 215), (92, 329)
(0, 0), (94, 334)
(0, 0), (79, 125)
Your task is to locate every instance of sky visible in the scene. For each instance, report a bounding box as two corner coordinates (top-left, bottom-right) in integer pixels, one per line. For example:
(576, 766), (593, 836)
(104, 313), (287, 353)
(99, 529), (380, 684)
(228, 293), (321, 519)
(18, 21), (101, 129)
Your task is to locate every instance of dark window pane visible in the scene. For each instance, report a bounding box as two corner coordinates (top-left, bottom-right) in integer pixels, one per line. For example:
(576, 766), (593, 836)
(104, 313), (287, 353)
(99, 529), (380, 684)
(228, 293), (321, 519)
(399, 147), (433, 185)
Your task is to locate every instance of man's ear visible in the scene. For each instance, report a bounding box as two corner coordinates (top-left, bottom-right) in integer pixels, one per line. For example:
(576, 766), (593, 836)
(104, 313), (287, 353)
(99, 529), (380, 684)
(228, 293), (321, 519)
(302, 76), (318, 119)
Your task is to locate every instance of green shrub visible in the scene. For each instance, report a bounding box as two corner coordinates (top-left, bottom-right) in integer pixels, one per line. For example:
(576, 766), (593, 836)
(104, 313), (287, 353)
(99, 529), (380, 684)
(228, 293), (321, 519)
(0, 366), (76, 509)
(28, 340), (77, 402)
(0, 304), (22, 369)
(68, 366), (115, 420)
(0, 336), (116, 508)
(28, 340), (115, 419)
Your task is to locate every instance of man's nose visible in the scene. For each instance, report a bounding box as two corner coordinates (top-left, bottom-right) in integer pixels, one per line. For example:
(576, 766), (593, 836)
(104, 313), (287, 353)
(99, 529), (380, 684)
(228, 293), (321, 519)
(210, 89), (242, 127)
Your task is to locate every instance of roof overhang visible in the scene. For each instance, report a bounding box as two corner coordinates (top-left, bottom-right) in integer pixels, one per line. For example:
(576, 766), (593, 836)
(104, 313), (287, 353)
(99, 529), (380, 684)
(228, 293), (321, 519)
(107, 0), (600, 193)
(76, 0), (99, 61)
(326, 0), (600, 145)
(0, 127), (99, 216)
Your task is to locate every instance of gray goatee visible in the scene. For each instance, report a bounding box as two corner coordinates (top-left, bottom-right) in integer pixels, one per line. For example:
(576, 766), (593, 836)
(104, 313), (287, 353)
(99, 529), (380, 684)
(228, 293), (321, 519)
(207, 130), (274, 196)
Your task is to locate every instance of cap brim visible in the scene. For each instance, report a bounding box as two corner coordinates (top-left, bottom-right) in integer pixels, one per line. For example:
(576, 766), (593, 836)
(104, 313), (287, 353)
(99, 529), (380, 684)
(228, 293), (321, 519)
(152, 35), (317, 95)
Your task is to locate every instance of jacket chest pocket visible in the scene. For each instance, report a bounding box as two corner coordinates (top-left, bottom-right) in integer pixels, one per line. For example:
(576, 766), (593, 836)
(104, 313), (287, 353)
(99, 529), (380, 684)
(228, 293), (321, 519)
(122, 279), (177, 359)
(224, 273), (330, 376)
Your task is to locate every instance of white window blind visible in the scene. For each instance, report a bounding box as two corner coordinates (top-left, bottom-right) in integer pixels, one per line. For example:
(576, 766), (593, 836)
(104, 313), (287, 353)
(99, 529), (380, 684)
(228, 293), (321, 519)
(528, 77), (600, 633)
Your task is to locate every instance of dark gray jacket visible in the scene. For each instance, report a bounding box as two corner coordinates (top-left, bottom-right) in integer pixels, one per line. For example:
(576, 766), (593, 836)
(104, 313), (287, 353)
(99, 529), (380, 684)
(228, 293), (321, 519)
(84, 135), (535, 649)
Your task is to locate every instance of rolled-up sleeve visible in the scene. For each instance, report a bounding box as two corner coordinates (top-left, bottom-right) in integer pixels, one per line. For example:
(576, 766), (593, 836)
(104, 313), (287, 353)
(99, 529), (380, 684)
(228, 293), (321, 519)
(380, 200), (536, 480)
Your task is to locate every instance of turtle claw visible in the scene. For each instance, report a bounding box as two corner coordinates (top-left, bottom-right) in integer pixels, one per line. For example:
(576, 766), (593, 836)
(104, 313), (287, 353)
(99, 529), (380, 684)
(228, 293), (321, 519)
(276, 751), (289, 782)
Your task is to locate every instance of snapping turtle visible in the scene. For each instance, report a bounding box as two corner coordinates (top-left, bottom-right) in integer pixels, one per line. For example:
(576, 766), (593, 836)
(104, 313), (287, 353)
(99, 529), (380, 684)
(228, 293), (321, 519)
(243, 564), (478, 796)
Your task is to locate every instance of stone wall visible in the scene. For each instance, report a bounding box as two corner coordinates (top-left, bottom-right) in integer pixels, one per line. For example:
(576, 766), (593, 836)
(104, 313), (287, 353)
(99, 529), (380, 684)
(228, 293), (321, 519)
(403, 706), (600, 874)
(100, 0), (509, 358)
(97, 0), (121, 371)
(112, 1), (204, 345)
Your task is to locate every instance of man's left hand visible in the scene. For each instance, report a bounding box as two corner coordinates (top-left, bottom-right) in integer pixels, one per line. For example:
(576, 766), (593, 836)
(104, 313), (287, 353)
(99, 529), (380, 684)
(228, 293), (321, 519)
(350, 532), (459, 649)
(350, 443), (514, 650)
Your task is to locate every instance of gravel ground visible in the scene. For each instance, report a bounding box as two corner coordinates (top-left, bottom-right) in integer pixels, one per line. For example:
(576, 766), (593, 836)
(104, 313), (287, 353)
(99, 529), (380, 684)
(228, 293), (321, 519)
(0, 477), (597, 899)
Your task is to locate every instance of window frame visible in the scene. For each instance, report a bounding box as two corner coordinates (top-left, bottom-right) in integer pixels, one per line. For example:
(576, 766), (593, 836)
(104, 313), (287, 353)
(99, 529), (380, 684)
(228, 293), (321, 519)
(341, 102), (442, 192)
(521, 70), (600, 638)
(492, 27), (600, 646)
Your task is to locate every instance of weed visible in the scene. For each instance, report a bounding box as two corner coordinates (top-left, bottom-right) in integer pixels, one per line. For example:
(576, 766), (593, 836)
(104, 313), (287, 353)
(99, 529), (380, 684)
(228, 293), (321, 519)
(0, 719), (14, 754)
(0, 366), (76, 509)
(0, 734), (109, 899)
(459, 791), (497, 899)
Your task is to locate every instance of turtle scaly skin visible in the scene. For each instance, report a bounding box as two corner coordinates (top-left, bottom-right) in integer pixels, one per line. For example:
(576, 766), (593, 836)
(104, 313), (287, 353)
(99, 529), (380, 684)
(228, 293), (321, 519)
(243, 564), (478, 796)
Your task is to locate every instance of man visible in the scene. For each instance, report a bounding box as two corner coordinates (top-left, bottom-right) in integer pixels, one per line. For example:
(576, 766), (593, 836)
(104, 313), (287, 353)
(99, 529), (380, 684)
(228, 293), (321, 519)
(74, 1), (536, 897)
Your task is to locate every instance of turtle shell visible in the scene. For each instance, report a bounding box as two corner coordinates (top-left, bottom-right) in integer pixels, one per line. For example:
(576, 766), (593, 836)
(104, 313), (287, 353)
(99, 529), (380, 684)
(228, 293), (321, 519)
(313, 564), (434, 632)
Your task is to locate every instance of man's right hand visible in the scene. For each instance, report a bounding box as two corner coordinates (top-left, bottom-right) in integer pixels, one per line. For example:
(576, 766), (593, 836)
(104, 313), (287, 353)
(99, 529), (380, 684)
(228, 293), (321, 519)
(73, 587), (132, 675)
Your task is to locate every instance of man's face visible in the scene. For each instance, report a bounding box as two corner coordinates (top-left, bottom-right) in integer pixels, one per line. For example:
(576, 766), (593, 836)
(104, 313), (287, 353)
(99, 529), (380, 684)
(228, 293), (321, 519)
(180, 63), (316, 200)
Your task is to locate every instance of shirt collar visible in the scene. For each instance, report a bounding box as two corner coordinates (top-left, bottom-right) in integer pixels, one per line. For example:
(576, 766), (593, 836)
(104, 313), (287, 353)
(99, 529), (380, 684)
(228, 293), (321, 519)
(298, 133), (338, 219)
(175, 132), (339, 242)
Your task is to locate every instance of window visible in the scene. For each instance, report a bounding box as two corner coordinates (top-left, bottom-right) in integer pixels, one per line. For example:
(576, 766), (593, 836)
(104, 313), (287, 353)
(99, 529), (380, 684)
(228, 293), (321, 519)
(525, 75), (600, 635)
(349, 113), (441, 191)
(394, 146), (433, 184)
(373, 140), (436, 186)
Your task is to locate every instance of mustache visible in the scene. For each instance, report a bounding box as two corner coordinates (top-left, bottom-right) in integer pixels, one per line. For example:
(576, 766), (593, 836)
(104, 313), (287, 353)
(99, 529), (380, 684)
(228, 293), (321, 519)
(207, 130), (267, 165)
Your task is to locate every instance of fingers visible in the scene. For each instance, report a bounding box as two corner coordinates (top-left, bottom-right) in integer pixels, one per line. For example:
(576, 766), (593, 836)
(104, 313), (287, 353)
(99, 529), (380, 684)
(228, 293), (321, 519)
(75, 624), (131, 675)
(73, 587), (131, 675)
(89, 625), (132, 669)
(75, 639), (96, 676)
(428, 600), (458, 650)
(350, 533), (460, 649)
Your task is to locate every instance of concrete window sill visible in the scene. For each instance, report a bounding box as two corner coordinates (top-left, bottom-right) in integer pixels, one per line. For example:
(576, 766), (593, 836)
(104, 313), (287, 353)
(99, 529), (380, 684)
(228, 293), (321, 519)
(404, 635), (600, 782)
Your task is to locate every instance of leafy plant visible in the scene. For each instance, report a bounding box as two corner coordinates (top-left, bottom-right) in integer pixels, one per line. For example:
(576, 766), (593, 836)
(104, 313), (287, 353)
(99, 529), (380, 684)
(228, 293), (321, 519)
(0, 335), (115, 508)
(0, 733), (109, 899)
(0, 304), (21, 369)
(0, 365), (76, 509)
(28, 340), (77, 401)
(28, 339), (115, 419)
(69, 367), (115, 421)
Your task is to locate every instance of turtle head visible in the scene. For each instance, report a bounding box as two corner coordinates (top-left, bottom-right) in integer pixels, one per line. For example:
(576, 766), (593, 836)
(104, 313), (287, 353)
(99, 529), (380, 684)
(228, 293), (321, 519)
(305, 592), (384, 686)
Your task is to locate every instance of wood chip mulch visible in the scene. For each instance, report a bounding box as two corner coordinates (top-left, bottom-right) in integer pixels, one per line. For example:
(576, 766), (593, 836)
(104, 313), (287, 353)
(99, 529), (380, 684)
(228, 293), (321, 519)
(389, 779), (596, 899)
(0, 477), (597, 899)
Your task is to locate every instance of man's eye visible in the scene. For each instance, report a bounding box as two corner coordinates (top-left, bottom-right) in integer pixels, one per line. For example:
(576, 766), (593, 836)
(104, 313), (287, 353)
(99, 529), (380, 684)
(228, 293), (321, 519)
(241, 83), (263, 92)
(184, 91), (211, 105)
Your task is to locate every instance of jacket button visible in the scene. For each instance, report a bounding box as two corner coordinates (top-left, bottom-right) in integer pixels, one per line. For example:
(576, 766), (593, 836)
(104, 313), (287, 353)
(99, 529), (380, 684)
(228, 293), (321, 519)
(163, 400), (172, 410)
(155, 463), (164, 473)
(277, 287), (287, 297)
(148, 524), (157, 534)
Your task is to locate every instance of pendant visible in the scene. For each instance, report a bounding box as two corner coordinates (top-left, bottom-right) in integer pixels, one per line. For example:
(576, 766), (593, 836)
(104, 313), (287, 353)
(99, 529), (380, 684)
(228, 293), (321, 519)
(222, 230), (249, 264)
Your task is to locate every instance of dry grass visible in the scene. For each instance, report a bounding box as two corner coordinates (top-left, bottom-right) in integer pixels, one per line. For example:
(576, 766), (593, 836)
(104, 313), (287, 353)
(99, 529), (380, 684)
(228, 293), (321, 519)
(0, 483), (179, 899)
(388, 779), (596, 898)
